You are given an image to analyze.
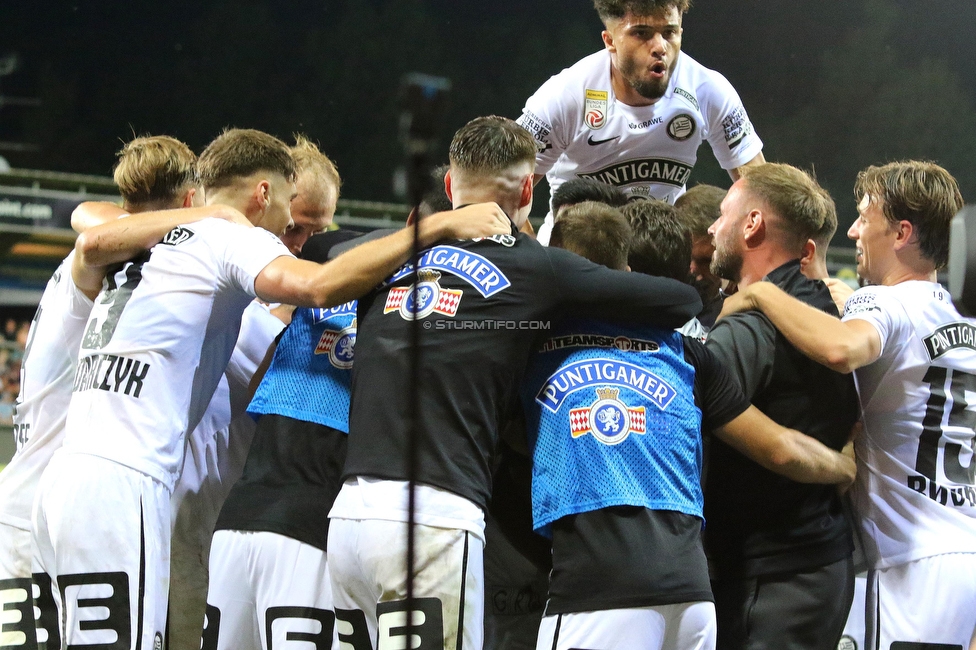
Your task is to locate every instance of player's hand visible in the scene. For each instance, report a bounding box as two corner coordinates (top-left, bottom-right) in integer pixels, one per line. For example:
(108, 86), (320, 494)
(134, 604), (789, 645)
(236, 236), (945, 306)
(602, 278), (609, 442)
(210, 204), (253, 228)
(823, 278), (854, 315)
(425, 202), (511, 243)
(716, 284), (758, 320)
(837, 439), (857, 494)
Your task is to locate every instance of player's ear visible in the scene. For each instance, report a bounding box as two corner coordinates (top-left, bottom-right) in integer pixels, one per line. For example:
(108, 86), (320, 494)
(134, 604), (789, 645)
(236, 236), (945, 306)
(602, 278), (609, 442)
(182, 187), (195, 208)
(256, 180), (272, 210)
(800, 239), (816, 270)
(743, 209), (765, 244)
(601, 28), (615, 52)
(518, 174), (533, 209)
(892, 219), (915, 250)
(444, 170), (454, 203)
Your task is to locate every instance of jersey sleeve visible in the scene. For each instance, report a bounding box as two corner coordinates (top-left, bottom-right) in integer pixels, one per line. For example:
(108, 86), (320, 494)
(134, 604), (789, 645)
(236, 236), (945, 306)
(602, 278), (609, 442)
(543, 246), (702, 328)
(705, 311), (777, 400)
(683, 337), (751, 431)
(698, 68), (763, 170)
(841, 286), (897, 353)
(517, 74), (578, 175)
(217, 223), (294, 297)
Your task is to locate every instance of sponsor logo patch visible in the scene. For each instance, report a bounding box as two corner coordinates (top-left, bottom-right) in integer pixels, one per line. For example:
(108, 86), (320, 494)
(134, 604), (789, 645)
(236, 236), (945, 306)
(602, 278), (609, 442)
(584, 89), (608, 130)
(311, 300), (357, 324)
(666, 114), (696, 141)
(923, 322), (976, 360)
(387, 246), (511, 297)
(674, 87), (700, 110)
(578, 157), (692, 188)
(517, 110), (552, 153)
(722, 106), (753, 149)
(540, 333), (660, 353)
(536, 357), (677, 413)
(569, 387), (646, 445)
(160, 225), (194, 246)
(384, 269), (463, 320)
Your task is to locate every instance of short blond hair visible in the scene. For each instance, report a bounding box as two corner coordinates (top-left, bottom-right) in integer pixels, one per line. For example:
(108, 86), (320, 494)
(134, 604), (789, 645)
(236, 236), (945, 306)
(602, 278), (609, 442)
(740, 163), (835, 253)
(291, 134), (341, 199)
(113, 135), (196, 207)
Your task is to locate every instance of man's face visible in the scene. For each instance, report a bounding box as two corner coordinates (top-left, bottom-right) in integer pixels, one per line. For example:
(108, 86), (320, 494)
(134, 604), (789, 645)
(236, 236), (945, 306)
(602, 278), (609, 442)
(282, 177), (337, 256)
(708, 181), (749, 282)
(690, 235), (721, 297)
(605, 6), (683, 101)
(848, 194), (896, 285)
(262, 174), (298, 238)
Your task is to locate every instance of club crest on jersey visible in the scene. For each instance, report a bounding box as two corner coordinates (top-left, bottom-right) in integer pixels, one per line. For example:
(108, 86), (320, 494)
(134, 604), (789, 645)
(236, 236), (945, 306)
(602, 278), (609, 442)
(160, 226), (194, 246)
(667, 114), (696, 141)
(536, 358), (677, 414)
(584, 89), (608, 130)
(314, 318), (357, 369)
(569, 387), (646, 445)
(385, 269), (463, 321)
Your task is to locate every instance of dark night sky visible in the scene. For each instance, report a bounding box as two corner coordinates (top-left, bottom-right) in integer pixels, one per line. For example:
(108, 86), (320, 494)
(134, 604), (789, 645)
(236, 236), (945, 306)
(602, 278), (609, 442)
(1, 0), (975, 237)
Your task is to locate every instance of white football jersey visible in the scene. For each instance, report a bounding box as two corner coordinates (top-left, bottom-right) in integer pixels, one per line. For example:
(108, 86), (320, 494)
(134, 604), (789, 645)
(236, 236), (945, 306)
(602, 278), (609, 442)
(172, 301), (285, 537)
(843, 281), (976, 569)
(0, 252), (93, 530)
(60, 218), (291, 490)
(517, 49), (763, 237)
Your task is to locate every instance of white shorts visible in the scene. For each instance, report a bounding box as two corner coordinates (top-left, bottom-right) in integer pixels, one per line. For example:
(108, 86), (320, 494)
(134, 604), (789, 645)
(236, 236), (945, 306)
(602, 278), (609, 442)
(536, 602), (716, 650)
(205, 530), (337, 650)
(865, 553), (976, 650)
(0, 522), (62, 650)
(32, 453), (171, 650)
(328, 518), (484, 650)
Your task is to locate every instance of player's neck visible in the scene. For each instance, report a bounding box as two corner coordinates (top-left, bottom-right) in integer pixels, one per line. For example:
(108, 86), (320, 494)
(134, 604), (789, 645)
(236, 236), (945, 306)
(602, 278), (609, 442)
(205, 189), (253, 223)
(737, 251), (801, 289)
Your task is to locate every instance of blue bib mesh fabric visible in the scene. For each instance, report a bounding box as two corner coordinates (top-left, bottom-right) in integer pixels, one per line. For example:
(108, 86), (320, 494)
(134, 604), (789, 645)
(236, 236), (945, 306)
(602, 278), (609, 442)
(247, 301), (357, 433)
(522, 319), (704, 536)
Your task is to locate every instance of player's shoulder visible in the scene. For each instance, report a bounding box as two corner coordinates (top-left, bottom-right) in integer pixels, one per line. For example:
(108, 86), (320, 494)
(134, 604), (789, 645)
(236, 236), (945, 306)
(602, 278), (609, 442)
(529, 50), (609, 104)
(843, 283), (905, 317)
(675, 52), (737, 102)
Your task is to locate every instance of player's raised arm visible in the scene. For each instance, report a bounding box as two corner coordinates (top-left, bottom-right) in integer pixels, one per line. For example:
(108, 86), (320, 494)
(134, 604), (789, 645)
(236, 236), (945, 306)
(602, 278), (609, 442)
(253, 202), (511, 308)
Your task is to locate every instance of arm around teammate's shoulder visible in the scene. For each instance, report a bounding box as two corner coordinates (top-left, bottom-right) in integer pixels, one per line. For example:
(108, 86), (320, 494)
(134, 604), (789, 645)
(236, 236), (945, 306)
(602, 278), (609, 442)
(545, 246), (702, 328)
(721, 281), (882, 374)
(71, 203), (248, 299)
(253, 202), (512, 308)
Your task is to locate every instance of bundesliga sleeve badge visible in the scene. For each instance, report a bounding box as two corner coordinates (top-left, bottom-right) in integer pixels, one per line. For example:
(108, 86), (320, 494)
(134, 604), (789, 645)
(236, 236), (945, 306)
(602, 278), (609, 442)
(584, 89), (609, 130)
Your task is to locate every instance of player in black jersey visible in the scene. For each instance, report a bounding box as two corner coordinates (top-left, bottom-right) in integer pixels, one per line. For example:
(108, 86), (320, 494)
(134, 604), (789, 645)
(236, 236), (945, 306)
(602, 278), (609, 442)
(326, 116), (701, 650)
(705, 163), (859, 650)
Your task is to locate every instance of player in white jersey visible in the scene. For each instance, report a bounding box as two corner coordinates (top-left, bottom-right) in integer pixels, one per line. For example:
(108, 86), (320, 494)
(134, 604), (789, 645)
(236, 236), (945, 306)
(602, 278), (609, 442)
(30, 128), (510, 650)
(516, 0), (764, 243)
(0, 135), (248, 649)
(722, 161), (976, 649)
(168, 138), (339, 650)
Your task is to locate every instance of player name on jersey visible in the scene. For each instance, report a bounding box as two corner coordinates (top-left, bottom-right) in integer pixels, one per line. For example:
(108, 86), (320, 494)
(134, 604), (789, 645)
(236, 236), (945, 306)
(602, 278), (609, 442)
(577, 158), (693, 189)
(72, 353), (149, 398)
(908, 475), (976, 509)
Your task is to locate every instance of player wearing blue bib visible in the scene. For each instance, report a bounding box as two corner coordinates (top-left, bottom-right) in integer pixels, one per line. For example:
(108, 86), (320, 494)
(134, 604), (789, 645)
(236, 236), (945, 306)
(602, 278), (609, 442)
(528, 201), (858, 650)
